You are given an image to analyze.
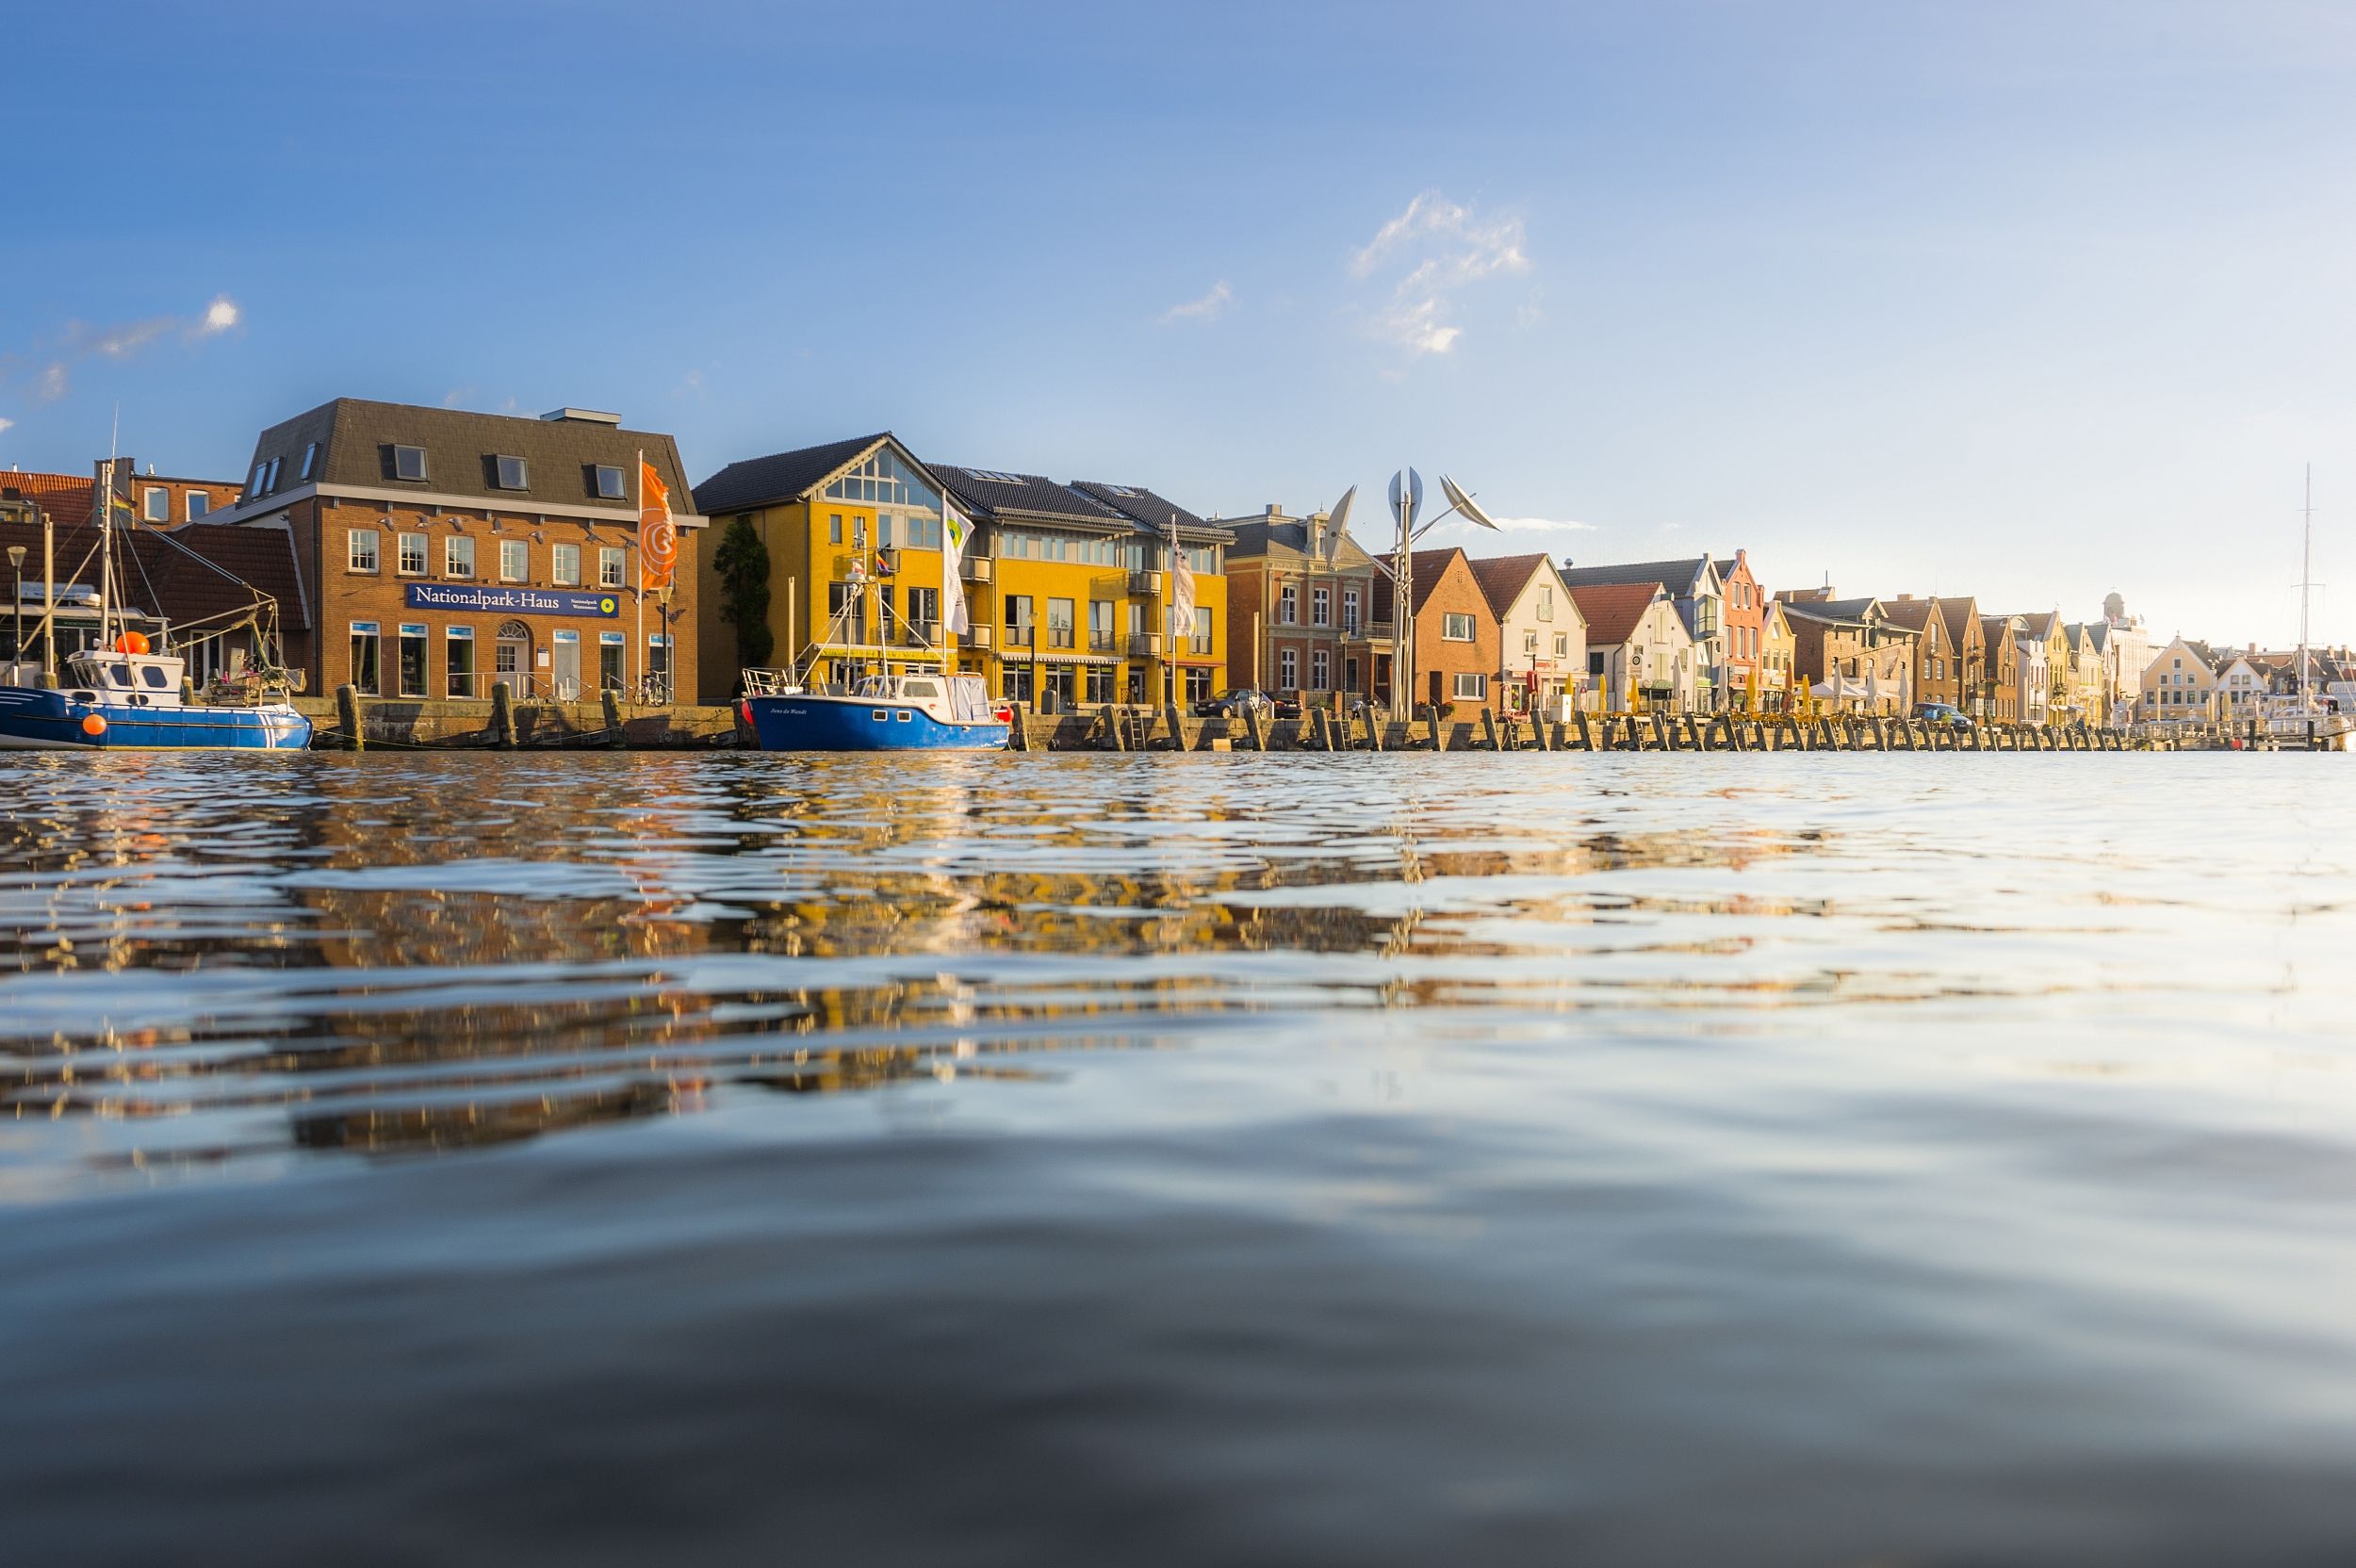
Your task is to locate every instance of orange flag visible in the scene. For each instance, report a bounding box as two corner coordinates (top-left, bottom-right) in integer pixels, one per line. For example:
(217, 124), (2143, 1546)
(639, 460), (678, 593)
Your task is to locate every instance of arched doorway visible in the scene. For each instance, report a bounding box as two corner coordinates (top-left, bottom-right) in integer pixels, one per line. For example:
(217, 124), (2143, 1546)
(494, 619), (533, 694)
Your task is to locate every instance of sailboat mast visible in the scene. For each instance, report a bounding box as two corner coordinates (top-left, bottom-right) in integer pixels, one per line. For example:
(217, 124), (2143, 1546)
(99, 454), (115, 654)
(2299, 465), (2314, 706)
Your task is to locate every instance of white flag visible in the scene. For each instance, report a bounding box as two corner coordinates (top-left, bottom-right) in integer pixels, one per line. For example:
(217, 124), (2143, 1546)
(942, 498), (974, 636)
(1169, 515), (1195, 638)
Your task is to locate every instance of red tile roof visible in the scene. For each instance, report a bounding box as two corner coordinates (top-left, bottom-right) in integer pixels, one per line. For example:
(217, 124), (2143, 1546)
(0, 514), (308, 631)
(0, 469), (95, 528)
(1567, 581), (1665, 645)
(1463, 551), (1555, 619)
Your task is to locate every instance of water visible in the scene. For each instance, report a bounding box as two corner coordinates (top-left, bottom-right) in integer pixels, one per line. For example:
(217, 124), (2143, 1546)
(4, 750), (2353, 1565)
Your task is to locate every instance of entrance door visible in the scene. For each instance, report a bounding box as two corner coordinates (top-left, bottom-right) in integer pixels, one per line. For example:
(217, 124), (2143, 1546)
(495, 619), (531, 694)
(551, 631), (581, 700)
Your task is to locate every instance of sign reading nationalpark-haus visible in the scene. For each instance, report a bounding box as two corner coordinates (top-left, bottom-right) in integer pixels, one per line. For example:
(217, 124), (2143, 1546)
(404, 584), (621, 617)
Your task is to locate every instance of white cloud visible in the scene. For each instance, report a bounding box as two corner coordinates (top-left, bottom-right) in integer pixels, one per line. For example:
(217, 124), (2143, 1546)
(1161, 281), (1234, 325)
(7, 293), (245, 408)
(441, 387), (474, 409)
(1351, 192), (1530, 357)
(37, 363), (68, 402)
(201, 295), (240, 335)
(0, 416), (12, 433)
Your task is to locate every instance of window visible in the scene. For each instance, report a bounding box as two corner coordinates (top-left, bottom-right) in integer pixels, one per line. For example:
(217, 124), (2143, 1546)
(875, 514), (894, 548)
(1185, 666), (1214, 702)
(264, 457), (282, 494)
(1525, 630), (1539, 654)
(595, 466), (627, 500)
(496, 455), (529, 490)
(1280, 583), (1299, 625)
(1280, 646), (1298, 689)
(1088, 599), (1116, 651)
(398, 532), (428, 575)
(1442, 612), (1474, 642)
(1047, 597), (1075, 649)
(1312, 585), (1331, 627)
(1589, 650), (1606, 676)
(349, 621), (382, 694)
(1002, 664), (1034, 704)
(598, 547), (625, 588)
(824, 448), (944, 514)
(646, 634), (671, 700)
(398, 624), (429, 696)
(142, 486), (168, 523)
(250, 462), (267, 498)
(499, 540), (529, 581)
(828, 514), (843, 545)
(1342, 587), (1362, 634)
(445, 535), (475, 578)
(1453, 672), (1486, 700)
(1312, 646), (1331, 689)
(1006, 595), (1034, 646)
(393, 445), (428, 482)
(445, 626), (476, 698)
(301, 442), (319, 481)
(1086, 664), (1117, 704)
(185, 492), (210, 521)
(348, 528), (381, 572)
(1554, 633), (1568, 658)
(1193, 606), (1212, 654)
(1536, 588), (1553, 622)
(599, 631), (627, 691)
(551, 543), (581, 585)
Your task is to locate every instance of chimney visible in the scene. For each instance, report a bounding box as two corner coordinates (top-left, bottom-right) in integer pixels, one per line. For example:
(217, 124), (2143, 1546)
(539, 408), (623, 426)
(1896, 593), (1914, 602)
(1265, 503), (1283, 520)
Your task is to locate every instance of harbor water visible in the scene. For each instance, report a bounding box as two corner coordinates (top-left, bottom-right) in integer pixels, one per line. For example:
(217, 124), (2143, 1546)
(4, 750), (2353, 1565)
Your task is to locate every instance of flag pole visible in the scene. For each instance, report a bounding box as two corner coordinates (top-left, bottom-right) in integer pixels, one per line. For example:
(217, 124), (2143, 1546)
(634, 448), (645, 701)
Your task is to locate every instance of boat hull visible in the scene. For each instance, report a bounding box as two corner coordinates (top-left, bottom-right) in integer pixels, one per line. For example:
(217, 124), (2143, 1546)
(0, 689), (313, 751)
(744, 694), (1008, 752)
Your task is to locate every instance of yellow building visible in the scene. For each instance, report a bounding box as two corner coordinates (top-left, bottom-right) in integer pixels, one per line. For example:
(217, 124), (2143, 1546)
(689, 434), (1228, 707)
(934, 469), (1229, 709)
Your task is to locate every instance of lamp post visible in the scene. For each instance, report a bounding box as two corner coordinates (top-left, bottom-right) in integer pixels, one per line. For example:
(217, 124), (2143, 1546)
(7, 544), (23, 679)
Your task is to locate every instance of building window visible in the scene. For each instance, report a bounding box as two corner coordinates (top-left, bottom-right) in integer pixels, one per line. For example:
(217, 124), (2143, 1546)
(551, 543), (581, 585)
(1342, 587), (1361, 634)
(1280, 582), (1299, 625)
(1002, 664), (1034, 704)
(1086, 664), (1117, 704)
(1311, 646), (1331, 689)
(599, 631), (627, 691)
(301, 442), (319, 481)
(1280, 646), (1298, 690)
(1524, 630), (1539, 654)
(393, 445), (428, 482)
(398, 624), (429, 696)
(595, 466), (627, 500)
(1536, 588), (1553, 622)
(646, 634), (671, 701)
(598, 546), (626, 589)
(1443, 612), (1474, 642)
(495, 455), (529, 490)
(1554, 633), (1567, 658)
(1088, 599), (1117, 652)
(349, 621), (381, 694)
(249, 462), (267, 498)
(142, 486), (168, 523)
(264, 457), (282, 494)
(1588, 650), (1606, 676)
(445, 535), (475, 578)
(499, 540), (529, 581)
(828, 514), (843, 545)
(1193, 607), (1212, 655)
(446, 626), (476, 698)
(1005, 596), (1034, 646)
(1453, 672), (1486, 701)
(1312, 585), (1331, 627)
(398, 531), (428, 575)
(1185, 666), (1214, 702)
(185, 492), (210, 521)
(348, 528), (381, 573)
(1047, 597), (1075, 649)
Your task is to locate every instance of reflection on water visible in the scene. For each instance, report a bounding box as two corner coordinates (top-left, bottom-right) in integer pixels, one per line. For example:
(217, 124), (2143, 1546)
(4, 751), (2355, 1565)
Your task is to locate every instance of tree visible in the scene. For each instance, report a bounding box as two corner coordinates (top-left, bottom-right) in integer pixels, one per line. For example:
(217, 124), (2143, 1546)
(712, 515), (775, 673)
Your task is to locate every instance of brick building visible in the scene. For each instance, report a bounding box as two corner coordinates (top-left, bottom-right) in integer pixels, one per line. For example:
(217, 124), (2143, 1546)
(1715, 548), (1766, 709)
(1374, 547), (1499, 717)
(198, 400), (701, 703)
(1223, 504), (1390, 703)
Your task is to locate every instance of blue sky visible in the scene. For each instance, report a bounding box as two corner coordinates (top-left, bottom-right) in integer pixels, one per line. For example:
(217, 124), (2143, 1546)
(6, 0), (2353, 645)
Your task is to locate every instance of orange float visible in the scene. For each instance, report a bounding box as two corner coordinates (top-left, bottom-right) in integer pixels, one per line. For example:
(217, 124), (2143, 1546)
(114, 631), (150, 656)
(81, 713), (107, 737)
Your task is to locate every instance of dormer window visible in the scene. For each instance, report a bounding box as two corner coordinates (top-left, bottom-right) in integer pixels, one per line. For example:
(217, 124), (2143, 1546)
(594, 465), (626, 500)
(250, 462), (267, 498)
(393, 445), (428, 482)
(300, 442), (319, 480)
(496, 455), (529, 490)
(264, 457), (282, 493)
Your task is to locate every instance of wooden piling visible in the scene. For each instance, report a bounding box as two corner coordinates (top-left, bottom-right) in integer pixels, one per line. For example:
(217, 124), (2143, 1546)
(1427, 709), (1446, 751)
(491, 680), (518, 748)
(1164, 700), (1188, 752)
(335, 683), (365, 752)
(601, 689), (627, 748)
(1242, 702), (1266, 752)
(1103, 703), (1126, 751)
(1480, 708), (1500, 751)
(1360, 706), (1382, 751)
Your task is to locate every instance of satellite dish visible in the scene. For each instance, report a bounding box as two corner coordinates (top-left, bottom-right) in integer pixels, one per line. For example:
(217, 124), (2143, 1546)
(1323, 485), (1355, 564)
(1386, 468), (1423, 530)
(1439, 473), (1499, 530)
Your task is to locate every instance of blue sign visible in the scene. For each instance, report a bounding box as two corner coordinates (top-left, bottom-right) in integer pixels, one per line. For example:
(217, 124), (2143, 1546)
(404, 583), (621, 618)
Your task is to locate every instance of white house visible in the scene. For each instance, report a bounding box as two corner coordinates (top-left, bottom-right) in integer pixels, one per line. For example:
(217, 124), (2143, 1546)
(1568, 580), (1697, 712)
(1467, 552), (1587, 716)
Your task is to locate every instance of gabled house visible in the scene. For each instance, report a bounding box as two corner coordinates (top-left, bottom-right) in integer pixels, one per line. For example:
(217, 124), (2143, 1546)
(1880, 595), (1950, 707)
(1776, 589), (1916, 711)
(1977, 614), (2022, 722)
(1221, 503), (1389, 704)
(1714, 548), (1767, 709)
(1759, 596), (1797, 711)
(1373, 547), (1500, 716)
(1465, 552), (1586, 715)
(1559, 555), (1727, 708)
(1569, 581), (1696, 712)
(2061, 622), (2109, 724)
(2140, 635), (2219, 725)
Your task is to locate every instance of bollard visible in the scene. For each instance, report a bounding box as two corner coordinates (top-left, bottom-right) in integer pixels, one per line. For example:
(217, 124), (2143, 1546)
(491, 679), (518, 748)
(1651, 711), (1670, 751)
(336, 682), (365, 752)
(1427, 709), (1446, 751)
(1242, 702), (1266, 752)
(1312, 707), (1333, 751)
(1480, 708), (1500, 751)
(601, 688), (627, 748)
(1165, 700), (1188, 752)
(1575, 711), (1596, 751)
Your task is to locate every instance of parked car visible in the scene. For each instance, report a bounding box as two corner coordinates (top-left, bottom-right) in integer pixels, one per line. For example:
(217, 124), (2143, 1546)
(1913, 701), (1972, 728)
(1195, 688), (1270, 719)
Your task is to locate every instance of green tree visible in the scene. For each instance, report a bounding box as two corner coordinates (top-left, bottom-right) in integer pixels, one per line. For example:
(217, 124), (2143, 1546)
(712, 515), (775, 673)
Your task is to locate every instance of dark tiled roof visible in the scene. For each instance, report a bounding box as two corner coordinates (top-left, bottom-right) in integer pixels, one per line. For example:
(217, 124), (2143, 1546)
(1559, 555), (1712, 593)
(1936, 596), (1979, 648)
(1071, 482), (1232, 542)
(240, 399), (698, 516)
(1464, 552), (1558, 619)
(2018, 611), (2061, 639)
(0, 469), (96, 528)
(0, 515), (308, 631)
(1879, 597), (1938, 632)
(1567, 581), (1670, 645)
(1779, 595), (1882, 625)
(1223, 517), (1384, 570)
(694, 433), (892, 516)
(929, 465), (1125, 528)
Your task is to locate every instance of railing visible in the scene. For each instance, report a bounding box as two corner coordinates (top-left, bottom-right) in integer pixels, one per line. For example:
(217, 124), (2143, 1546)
(901, 620), (941, 646)
(1088, 629), (1119, 652)
(1005, 624), (1035, 648)
(960, 557), (992, 582)
(1126, 570), (1155, 596)
(965, 624), (994, 649)
(1127, 632), (1161, 658)
(1047, 625), (1075, 649)
(1188, 634), (1213, 655)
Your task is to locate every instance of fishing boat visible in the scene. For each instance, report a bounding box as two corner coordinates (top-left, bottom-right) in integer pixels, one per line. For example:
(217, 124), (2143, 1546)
(737, 513), (1010, 752)
(0, 456), (312, 752)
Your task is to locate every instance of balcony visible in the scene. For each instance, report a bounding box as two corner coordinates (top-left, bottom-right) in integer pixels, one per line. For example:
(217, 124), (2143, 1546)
(1188, 635), (1213, 656)
(1127, 632), (1161, 658)
(901, 620), (940, 646)
(965, 624), (993, 649)
(1005, 624), (1035, 649)
(960, 556), (992, 582)
(1126, 569), (1155, 596)
(1045, 625), (1076, 651)
(875, 547), (899, 577)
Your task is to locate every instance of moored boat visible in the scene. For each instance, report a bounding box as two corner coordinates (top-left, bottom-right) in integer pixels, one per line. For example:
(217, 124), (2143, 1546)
(742, 671), (1008, 752)
(0, 645), (311, 751)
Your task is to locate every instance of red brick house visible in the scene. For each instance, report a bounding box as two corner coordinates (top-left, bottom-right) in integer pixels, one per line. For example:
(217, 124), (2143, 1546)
(1374, 547), (1500, 716)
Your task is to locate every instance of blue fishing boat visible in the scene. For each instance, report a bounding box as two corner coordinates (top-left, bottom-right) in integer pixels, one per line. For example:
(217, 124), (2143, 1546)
(0, 647), (311, 751)
(742, 671), (1009, 752)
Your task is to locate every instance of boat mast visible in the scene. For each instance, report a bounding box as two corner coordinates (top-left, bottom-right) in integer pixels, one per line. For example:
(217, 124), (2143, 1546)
(99, 452), (115, 655)
(2299, 465), (2315, 708)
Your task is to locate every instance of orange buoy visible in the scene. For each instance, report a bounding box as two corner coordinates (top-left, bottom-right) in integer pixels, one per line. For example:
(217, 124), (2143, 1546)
(114, 630), (151, 656)
(81, 712), (107, 737)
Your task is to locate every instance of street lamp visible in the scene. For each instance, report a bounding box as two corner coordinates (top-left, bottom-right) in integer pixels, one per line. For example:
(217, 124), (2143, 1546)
(6, 545), (23, 680)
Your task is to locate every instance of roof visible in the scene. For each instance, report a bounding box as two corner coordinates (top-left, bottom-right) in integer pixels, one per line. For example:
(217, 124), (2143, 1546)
(1558, 555), (1714, 595)
(1464, 552), (1561, 619)
(1370, 547), (1469, 622)
(1223, 515), (1383, 570)
(0, 469), (96, 529)
(1938, 596), (1979, 647)
(929, 465), (1126, 529)
(2182, 639), (2223, 670)
(1778, 595), (1882, 626)
(1879, 597), (1939, 633)
(1071, 482), (1233, 543)
(0, 514), (309, 631)
(2018, 611), (2061, 639)
(238, 399), (698, 519)
(1567, 581), (1670, 645)
(694, 433), (892, 516)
